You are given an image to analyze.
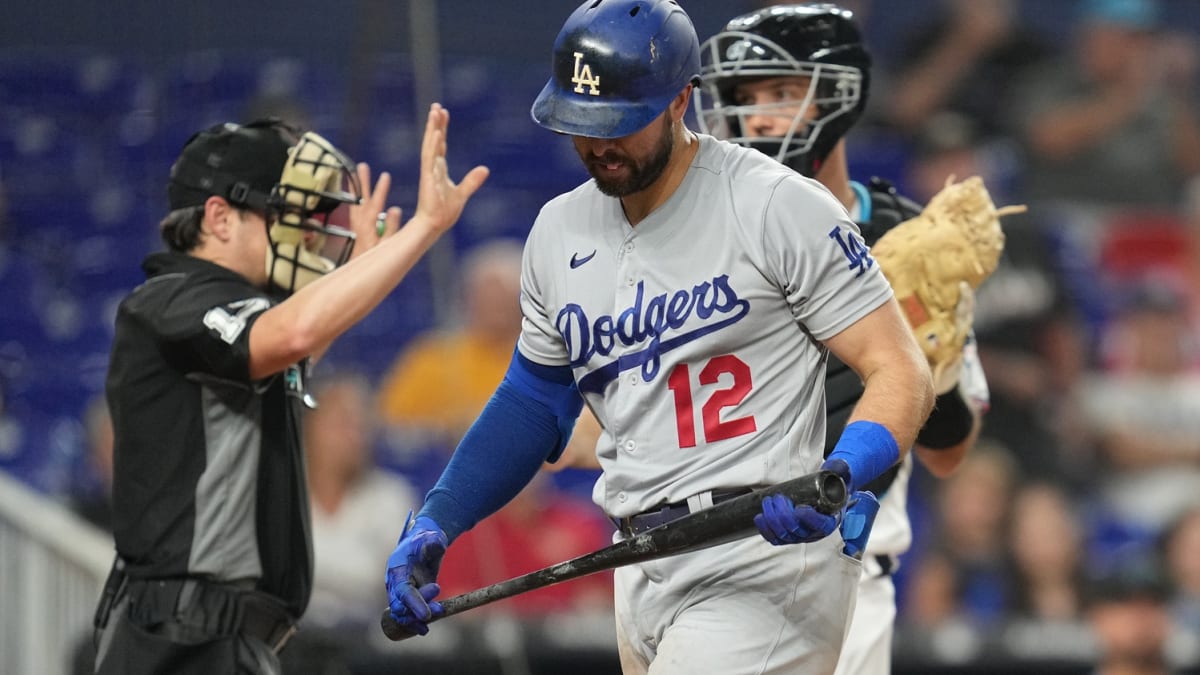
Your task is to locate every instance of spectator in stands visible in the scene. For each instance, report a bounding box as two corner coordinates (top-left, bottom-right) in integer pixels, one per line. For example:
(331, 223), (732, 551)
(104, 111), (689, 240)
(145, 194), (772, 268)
(906, 442), (1018, 627)
(903, 550), (963, 629)
(376, 239), (523, 454)
(435, 472), (615, 619)
(304, 369), (419, 637)
(69, 394), (115, 532)
(908, 112), (1099, 487)
(883, 0), (1050, 141)
(904, 112), (1020, 206)
(1007, 482), (1087, 622)
(279, 369), (421, 672)
(1162, 507), (1200, 639)
(1080, 276), (1200, 539)
(1086, 557), (1176, 675)
(1009, 0), (1200, 209)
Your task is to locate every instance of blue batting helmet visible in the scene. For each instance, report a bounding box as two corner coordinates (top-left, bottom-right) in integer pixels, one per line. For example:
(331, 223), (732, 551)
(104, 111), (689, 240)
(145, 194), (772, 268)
(531, 0), (701, 139)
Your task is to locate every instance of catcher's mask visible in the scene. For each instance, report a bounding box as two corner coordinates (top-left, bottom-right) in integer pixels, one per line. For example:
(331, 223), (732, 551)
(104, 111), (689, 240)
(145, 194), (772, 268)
(531, 0), (701, 139)
(695, 3), (870, 177)
(167, 118), (360, 295)
(265, 131), (360, 295)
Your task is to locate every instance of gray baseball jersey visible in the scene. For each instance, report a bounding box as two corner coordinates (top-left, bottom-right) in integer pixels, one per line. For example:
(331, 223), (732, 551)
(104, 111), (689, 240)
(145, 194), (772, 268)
(518, 134), (894, 519)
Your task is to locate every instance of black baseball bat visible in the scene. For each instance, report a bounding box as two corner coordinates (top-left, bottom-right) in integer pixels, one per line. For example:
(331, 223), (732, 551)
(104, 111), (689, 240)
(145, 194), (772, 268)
(380, 469), (847, 641)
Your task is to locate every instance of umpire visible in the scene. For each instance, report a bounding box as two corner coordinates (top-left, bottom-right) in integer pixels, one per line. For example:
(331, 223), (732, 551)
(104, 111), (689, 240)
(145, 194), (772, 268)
(92, 107), (488, 674)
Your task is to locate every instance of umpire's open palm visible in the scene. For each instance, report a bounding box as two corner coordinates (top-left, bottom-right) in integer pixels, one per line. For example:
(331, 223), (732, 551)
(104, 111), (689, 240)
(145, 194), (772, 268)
(412, 102), (489, 235)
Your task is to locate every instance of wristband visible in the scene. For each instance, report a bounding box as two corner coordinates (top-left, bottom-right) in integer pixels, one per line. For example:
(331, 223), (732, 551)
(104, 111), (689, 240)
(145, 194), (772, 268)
(826, 420), (900, 492)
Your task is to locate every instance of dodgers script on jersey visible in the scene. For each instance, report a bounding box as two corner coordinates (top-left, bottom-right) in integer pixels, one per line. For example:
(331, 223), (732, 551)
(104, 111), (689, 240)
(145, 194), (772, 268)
(518, 135), (893, 518)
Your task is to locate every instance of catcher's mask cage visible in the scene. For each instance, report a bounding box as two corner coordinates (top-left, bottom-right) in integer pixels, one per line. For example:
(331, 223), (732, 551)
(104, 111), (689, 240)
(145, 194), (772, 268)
(265, 131), (360, 296)
(531, 0), (701, 139)
(695, 4), (870, 177)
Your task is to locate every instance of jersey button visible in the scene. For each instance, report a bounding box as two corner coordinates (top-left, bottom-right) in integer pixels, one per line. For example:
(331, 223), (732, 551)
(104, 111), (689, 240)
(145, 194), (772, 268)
(623, 242), (634, 253)
(618, 492), (627, 503)
(623, 439), (636, 452)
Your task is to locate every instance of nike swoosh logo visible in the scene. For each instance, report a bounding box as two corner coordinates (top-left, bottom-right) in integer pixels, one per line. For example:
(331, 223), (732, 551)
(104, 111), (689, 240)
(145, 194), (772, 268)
(569, 250), (597, 269)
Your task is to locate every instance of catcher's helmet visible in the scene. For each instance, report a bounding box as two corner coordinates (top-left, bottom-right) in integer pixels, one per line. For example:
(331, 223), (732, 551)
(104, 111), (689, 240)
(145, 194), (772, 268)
(531, 0), (701, 139)
(695, 3), (870, 177)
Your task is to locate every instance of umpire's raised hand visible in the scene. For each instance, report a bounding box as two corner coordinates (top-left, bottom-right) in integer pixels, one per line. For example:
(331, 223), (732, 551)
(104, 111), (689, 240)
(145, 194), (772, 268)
(412, 102), (489, 236)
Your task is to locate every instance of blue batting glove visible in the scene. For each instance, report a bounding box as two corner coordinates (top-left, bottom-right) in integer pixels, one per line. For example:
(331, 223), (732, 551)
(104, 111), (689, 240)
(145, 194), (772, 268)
(385, 512), (448, 636)
(839, 490), (880, 559)
(753, 458), (862, 547)
(754, 493), (842, 546)
(821, 457), (854, 493)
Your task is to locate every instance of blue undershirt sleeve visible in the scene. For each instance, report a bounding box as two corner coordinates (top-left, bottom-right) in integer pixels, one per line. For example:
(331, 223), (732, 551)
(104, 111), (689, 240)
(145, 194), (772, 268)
(417, 350), (584, 542)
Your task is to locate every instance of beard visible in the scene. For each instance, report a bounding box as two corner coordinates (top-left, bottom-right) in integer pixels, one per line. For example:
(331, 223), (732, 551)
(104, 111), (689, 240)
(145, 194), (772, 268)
(581, 117), (675, 198)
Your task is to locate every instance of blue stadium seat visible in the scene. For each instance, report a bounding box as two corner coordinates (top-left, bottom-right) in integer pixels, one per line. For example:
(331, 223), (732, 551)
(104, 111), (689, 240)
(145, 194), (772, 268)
(363, 53), (417, 117)
(0, 51), (148, 123)
(161, 50), (344, 141)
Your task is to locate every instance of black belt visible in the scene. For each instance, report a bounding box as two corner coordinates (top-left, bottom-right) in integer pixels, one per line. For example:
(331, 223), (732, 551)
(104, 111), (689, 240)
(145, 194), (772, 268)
(616, 488), (754, 536)
(874, 554), (898, 577)
(120, 577), (298, 655)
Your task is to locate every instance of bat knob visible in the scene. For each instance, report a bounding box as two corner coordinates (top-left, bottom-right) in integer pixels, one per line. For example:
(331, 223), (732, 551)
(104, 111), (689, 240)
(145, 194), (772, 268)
(818, 471), (848, 514)
(380, 609), (417, 642)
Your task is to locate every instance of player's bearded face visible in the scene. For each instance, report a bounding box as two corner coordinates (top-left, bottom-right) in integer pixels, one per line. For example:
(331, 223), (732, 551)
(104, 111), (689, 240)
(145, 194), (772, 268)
(575, 115), (674, 198)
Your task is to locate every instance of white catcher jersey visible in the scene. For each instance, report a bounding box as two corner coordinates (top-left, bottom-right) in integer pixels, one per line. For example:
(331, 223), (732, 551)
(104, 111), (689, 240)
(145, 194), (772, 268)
(518, 135), (894, 518)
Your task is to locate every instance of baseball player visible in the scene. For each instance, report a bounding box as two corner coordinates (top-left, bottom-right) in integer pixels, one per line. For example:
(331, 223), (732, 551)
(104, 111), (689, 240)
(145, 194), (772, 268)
(383, 1), (934, 673)
(695, 5), (990, 674)
(93, 107), (487, 675)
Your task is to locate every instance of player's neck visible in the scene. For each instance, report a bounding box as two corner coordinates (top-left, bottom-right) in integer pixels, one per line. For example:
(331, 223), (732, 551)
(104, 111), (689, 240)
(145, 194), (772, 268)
(620, 129), (700, 227)
(815, 143), (855, 212)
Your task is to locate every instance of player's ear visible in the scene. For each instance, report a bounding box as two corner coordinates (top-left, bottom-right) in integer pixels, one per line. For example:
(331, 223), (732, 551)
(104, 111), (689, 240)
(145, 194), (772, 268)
(670, 84), (693, 122)
(202, 196), (235, 243)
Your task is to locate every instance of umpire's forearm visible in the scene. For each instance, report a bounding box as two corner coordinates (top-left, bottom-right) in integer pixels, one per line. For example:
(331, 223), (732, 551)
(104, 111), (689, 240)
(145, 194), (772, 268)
(248, 219), (443, 378)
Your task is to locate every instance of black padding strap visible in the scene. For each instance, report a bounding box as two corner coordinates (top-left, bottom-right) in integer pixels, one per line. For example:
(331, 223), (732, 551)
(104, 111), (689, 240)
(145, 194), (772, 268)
(916, 386), (974, 450)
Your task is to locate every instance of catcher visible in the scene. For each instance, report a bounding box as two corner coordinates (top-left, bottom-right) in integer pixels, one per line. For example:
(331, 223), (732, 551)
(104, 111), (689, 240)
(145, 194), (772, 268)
(693, 5), (1023, 674)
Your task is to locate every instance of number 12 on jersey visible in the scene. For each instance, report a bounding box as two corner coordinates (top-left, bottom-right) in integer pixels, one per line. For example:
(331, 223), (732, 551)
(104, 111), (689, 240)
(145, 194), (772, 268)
(666, 354), (757, 448)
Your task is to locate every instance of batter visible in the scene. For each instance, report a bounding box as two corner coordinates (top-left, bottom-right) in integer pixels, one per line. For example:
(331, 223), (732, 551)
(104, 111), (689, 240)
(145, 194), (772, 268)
(384, 2), (935, 672)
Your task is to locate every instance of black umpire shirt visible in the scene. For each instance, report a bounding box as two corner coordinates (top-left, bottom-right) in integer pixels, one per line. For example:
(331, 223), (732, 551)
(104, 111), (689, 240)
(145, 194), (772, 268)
(105, 252), (313, 616)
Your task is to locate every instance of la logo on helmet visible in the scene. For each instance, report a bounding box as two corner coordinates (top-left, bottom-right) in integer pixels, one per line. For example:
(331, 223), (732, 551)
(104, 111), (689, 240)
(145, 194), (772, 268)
(572, 52), (601, 95)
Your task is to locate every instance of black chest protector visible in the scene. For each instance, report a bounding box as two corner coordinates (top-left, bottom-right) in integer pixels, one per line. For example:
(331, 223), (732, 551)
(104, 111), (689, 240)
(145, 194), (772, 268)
(824, 179), (921, 495)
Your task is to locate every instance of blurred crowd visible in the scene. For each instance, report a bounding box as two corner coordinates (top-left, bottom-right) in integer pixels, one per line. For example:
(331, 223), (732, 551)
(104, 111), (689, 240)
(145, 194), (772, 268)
(854, 0), (1200, 670)
(3, 0), (1200, 672)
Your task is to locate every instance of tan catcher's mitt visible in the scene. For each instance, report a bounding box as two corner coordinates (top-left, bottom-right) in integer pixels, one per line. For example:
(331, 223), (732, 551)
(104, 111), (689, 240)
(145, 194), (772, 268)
(871, 176), (1026, 394)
